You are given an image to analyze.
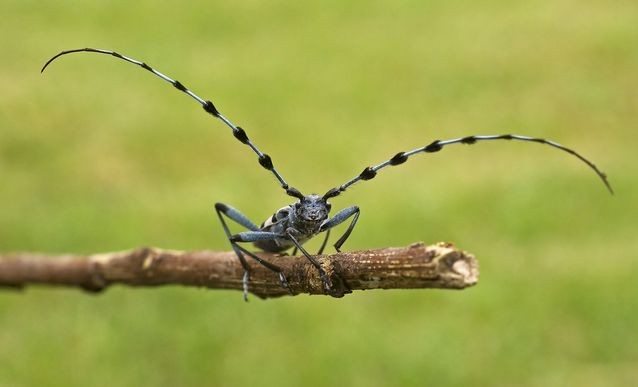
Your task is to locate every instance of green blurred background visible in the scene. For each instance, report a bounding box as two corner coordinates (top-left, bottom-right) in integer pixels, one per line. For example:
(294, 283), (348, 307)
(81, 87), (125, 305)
(1, 1), (636, 386)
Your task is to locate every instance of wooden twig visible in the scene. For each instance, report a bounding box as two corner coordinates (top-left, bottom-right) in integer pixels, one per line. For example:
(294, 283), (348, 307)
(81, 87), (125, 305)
(0, 242), (478, 299)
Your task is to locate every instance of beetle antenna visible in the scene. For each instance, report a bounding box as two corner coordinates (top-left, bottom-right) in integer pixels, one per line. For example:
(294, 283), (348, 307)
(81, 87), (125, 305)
(42, 47), (298, 194)
(323, 134), (612, 199)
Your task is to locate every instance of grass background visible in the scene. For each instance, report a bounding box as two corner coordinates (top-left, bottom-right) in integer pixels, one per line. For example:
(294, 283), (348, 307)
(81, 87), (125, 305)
(1, 1), (636, 386)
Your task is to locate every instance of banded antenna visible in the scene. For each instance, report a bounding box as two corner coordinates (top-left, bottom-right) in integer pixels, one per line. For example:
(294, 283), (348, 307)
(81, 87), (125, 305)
(41, 48), (306, 200)
(323, 134), (613, 199)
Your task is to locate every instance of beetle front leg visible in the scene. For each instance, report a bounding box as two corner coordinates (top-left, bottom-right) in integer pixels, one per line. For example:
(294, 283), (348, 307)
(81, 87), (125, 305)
(229, 231), (294, 295)
(319, 206), (360, 252)
(285, 228), (349, 297)
(231, 243), (293, 295)
(317, 228), (331, 255)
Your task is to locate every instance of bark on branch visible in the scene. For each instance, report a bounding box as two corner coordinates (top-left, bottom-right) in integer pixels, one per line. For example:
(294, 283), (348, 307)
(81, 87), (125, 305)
(0, 242), (478, 299)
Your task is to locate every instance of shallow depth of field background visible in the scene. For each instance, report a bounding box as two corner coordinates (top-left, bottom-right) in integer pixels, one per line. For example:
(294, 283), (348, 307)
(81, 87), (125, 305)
(1, 1), (636, 386)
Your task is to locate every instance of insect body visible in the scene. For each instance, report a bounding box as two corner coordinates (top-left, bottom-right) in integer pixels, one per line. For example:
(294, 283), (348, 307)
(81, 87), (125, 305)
(42, 48), (613, 300)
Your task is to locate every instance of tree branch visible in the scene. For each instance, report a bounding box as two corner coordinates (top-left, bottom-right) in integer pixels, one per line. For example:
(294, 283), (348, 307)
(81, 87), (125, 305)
(0, 242), (478, 299)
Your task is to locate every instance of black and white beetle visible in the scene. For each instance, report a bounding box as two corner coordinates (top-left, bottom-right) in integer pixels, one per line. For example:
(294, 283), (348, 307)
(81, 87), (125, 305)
(42, 48), (613, 300)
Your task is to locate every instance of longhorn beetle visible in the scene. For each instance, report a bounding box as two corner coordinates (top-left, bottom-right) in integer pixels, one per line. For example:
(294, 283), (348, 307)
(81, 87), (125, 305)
(42, 48), (613, 300)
